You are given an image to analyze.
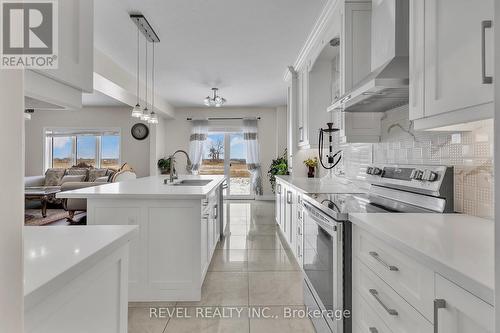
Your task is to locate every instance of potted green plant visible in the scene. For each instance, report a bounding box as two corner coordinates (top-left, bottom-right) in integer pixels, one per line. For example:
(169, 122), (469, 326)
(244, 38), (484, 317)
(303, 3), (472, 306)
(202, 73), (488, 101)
(267, 149), (288, 193)
(304, 157), (318, 178)
(157, 157), (173, 175)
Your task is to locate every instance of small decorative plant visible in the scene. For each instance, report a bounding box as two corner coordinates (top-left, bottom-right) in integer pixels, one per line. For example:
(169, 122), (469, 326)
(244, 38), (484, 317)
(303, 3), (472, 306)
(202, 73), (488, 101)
(268, 149), (288, 193)
(157, 157), (173, 174)
(304, 157), (318, 178)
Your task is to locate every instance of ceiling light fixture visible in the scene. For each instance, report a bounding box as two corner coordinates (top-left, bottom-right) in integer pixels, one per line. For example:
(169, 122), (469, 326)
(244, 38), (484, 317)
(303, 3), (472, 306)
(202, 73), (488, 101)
(130, 14), (160, 124)
(204, 88), (226, 107)
(131, 22), (142, 118)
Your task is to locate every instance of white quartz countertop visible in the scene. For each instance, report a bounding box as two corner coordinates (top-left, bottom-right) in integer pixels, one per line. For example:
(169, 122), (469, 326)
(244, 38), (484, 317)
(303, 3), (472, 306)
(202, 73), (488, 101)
(57, 175), (226, 200)
(276, 175), (367, 194)
(24, 225), (138, 309)
(349, 213), (494, 305)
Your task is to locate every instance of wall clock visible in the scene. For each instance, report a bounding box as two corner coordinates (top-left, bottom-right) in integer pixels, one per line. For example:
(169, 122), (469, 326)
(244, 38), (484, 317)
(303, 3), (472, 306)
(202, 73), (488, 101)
(131, 123), (149, 141)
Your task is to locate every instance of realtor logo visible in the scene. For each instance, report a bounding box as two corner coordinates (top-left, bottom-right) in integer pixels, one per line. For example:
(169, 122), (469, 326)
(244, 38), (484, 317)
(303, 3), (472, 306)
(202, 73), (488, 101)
(1, 0), (58, 68)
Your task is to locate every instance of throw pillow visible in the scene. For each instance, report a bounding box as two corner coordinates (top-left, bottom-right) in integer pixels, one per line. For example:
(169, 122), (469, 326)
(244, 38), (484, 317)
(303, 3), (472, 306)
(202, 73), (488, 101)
(94, 176), (109, 183)
(65, 167), (89, 180)
(44, 168), (66, 186)
(88, 168), (108, 182)
(61, 175), (86, 184)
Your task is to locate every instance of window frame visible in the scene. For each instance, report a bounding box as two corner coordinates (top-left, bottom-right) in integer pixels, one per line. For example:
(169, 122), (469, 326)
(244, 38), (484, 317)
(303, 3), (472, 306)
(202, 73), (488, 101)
(43, 128), (121, 172)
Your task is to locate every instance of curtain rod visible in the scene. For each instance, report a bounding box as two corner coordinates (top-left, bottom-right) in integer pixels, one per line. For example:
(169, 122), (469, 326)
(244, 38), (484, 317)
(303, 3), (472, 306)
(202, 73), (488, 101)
(186, 117), (261, 121)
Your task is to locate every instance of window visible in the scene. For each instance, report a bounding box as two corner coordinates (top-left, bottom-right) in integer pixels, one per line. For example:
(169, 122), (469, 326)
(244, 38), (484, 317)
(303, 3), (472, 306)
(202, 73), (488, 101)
(45, 129), (120, 171)
(76, 135), (97, 167)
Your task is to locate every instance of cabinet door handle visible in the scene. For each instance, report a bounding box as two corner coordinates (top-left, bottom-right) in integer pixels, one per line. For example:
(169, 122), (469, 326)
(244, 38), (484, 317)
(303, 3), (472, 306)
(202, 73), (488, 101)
(434, 299), (446, 333)
(277, 183), (281, 194)
(286, 191), (292, 204)
(203, 214), (209, 220)
(369, 289), (398, 316)
(369, 251), (399, 271)
(213, 204), (218, 219)
(482, 20), (493, 84)
(369, 328), (378, 333)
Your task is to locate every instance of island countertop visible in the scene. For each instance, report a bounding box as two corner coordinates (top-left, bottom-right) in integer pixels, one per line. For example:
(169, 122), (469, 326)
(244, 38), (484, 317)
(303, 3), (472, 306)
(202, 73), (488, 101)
(57, 175), (226, 200)
(24, 225), (138, 309)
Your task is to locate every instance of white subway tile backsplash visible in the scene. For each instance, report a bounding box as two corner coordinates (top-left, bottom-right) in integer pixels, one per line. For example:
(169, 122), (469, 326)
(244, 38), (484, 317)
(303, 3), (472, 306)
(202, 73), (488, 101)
(339, 106), (494, 219)
(293, 105), (493, 219)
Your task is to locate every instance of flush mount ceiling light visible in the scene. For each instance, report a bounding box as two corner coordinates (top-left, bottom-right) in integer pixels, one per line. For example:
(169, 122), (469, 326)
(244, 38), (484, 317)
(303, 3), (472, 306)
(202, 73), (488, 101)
(204, 88), (226, 107)
(130, 14), (160, 124)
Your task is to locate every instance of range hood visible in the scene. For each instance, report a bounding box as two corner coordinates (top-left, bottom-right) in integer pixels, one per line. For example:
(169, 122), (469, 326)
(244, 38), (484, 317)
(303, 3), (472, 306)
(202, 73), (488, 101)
(328, 0), (409, 113)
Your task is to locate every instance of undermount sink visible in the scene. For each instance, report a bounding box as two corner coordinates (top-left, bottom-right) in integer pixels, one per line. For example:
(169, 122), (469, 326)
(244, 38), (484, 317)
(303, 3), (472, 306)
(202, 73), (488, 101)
(166, 179), (212, 186)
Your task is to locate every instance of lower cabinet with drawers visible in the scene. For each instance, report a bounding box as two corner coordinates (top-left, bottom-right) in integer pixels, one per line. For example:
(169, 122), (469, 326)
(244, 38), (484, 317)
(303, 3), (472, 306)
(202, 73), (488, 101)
(274, 178), (304, 266)
(352, 226), (494, 333)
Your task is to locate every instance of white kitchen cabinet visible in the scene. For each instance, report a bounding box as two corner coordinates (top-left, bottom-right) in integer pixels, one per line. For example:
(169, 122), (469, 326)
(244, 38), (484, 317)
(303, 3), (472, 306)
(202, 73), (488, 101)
(409, 0), (494, 130)
(286, 69), (299, 164)
(434, 274), (494, 333)
(275, 181), (284, 229)
(337, 111), (384, 143)
(297, 67), (310, 148)
(288, 1), (373, 150)
(25, 0), (94, 110)
(340, 1), (372, 94)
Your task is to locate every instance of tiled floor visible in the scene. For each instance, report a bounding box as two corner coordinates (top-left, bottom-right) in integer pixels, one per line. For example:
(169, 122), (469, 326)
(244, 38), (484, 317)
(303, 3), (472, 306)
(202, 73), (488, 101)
(128, 201), (316, 333)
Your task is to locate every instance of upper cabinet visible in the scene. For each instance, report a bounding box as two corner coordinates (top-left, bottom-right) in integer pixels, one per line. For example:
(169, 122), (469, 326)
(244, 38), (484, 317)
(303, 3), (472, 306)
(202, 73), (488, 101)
(287, 0), (379, 150)
(409, 0), (494, 130)
(25, 0), (94, 110)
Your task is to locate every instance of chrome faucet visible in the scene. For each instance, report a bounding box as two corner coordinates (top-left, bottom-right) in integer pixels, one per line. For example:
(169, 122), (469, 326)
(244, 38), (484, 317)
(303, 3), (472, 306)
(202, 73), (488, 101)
(169, 150), (193, 183)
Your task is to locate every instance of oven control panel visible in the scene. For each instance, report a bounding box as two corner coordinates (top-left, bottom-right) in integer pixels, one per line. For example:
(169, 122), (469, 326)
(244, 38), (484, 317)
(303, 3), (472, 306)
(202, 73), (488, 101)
(364, 164), (453, 194)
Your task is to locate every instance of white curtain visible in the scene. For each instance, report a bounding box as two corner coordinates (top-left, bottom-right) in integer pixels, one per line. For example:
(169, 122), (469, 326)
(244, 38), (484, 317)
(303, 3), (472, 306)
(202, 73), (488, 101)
(243, 119), (263, 196)
(188, 120), (208, 174)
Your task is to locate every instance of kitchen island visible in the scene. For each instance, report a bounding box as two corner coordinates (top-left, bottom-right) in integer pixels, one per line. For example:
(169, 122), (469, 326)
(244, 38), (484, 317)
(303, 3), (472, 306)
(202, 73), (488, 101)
(58, 175), (226, 301)
(24, 225), (137, 333)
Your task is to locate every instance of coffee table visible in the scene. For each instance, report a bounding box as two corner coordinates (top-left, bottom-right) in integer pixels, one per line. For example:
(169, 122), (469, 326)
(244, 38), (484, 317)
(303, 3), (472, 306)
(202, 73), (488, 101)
(25, 187), (61, 218)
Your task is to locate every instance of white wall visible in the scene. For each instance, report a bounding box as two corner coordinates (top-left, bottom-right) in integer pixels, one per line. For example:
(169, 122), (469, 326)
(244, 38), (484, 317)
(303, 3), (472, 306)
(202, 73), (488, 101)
(0, 71), (24, 332)
(163, 107), (286, 197)
(25, 107), (151, 177)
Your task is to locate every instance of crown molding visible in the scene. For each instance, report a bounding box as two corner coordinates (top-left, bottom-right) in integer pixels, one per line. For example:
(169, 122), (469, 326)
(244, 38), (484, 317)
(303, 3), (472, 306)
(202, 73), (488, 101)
(283, 0), (339, 81)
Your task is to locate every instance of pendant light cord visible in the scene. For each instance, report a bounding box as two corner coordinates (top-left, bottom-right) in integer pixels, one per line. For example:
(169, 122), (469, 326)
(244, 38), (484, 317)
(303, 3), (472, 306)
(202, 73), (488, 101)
(152, 42), (155, 112)
(144, 38), (148, 109)
(136, 24), (140, 105)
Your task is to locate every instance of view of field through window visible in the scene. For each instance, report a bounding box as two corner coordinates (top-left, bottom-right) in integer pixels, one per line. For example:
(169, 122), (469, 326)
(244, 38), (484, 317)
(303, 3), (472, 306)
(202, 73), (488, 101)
(50, 134), (120, 170)
(199, 133), (251, 196)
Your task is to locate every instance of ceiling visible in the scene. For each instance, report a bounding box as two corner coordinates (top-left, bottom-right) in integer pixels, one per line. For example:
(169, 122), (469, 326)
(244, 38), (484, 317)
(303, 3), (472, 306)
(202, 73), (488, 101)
(94, 0), (327, 108)
(82, 91), (128, 107)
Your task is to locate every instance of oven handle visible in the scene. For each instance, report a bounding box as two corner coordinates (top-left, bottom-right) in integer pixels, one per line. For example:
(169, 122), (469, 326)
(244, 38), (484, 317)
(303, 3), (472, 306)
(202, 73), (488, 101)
(301, 200), (338, 234)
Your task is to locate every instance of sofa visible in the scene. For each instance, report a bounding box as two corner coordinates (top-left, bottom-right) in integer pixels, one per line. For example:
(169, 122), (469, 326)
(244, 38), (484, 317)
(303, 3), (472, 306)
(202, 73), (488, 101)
(25, 163), (136, 222)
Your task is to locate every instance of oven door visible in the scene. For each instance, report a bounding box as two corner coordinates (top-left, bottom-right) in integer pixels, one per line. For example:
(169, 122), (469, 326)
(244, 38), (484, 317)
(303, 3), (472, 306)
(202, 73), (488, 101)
(302, 200), (343, 333)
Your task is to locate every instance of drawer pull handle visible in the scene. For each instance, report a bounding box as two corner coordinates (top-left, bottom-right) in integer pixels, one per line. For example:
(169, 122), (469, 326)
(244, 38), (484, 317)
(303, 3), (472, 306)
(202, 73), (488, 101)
(369, 289), (398, 316)
(369, 328), (378, 333)
(369, 251), (399, 271)
(434, 299), (446, 333)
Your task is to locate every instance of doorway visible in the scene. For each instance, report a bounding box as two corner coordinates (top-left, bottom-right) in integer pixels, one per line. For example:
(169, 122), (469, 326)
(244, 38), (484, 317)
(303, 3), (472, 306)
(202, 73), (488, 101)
(199, 132), (254, 199)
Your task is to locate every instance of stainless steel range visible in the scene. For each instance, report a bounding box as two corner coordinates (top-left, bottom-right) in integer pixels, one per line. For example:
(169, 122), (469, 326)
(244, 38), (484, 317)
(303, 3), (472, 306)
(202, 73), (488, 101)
(300, 164), (454, 333)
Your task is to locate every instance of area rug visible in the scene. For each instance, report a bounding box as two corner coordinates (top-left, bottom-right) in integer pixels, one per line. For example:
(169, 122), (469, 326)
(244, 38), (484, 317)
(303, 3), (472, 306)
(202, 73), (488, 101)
(24, 209), (72, 226)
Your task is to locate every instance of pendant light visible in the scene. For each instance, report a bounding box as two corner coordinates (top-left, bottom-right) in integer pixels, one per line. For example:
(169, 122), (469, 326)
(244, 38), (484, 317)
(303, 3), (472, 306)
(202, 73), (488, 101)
(131, 24), (142, 118)
(141, 38), (151, 122)
(148, 42), (159, 125)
